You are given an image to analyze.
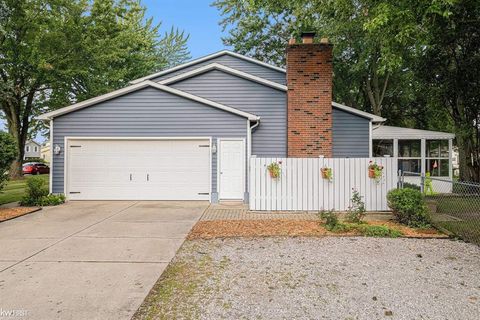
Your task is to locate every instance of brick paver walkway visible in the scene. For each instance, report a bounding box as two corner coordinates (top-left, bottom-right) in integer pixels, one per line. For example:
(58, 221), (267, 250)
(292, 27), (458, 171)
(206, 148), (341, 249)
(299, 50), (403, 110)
(201, 203), (394, 222)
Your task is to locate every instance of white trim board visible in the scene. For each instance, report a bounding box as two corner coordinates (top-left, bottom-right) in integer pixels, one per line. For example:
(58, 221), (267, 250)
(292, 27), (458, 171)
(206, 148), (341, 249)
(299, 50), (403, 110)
(332, 102), (386, 122)
(130, 50), (286, 84)
(159, 63), (287, 92)
(37, 80), (260, 121)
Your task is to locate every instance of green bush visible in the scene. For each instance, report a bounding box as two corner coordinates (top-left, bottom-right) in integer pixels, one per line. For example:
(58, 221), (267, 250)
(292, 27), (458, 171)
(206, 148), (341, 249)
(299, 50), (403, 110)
(0, 132), (18, 191)
(319, 210), (339, 230)
(20, 176), (64, 206)
(358, 225), (403, 238)
(346, 189), (366, 223)
(387, 188), (431, 228)
(319, 210), (354, 232)
(38, 194), (66, 206)
(403, 182), (421, 191)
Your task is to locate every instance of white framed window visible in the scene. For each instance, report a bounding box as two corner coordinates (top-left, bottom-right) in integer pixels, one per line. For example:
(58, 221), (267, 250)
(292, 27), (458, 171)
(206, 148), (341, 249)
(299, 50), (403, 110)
(34, 146), (38, 152)
(398, 139), (421, 173)
(25, 146), (30, 152)
(426, 140), (449, 176)
(373, 139), (393, 157)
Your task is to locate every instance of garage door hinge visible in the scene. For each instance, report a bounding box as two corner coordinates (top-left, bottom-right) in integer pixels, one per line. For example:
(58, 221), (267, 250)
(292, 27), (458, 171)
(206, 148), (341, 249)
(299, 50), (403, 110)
(198, 192), (210, 195)
(198, 145), (210, 148)
(69, 192), (81, 194)
(70, 145), (82, 148)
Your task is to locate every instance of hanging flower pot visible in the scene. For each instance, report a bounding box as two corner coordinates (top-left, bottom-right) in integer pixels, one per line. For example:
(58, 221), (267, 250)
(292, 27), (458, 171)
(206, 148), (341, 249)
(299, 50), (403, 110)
(368, 161), (384, 182)
(321, 167), (333, 181)
(267, 161), (282, 179)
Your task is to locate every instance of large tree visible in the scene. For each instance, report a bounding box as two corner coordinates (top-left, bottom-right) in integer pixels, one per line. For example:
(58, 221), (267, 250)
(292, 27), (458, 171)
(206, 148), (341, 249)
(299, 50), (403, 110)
(214, 0), (480, 180)
(0, 0), (190, 177)
(213, 0), (420, 118)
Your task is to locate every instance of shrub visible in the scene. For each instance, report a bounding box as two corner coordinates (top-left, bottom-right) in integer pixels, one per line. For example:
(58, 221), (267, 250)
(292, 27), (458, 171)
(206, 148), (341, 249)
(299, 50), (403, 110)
(319, 210), (339, 230)
(358, 225), (403, 238)
(0, 132), (18, 191)
(403, 182), (421, 191)
(387, 188), (431, 228)
(319, 210), (352, 232)
(38, 194), (66, 206)
(346, 189), (366, 223)
(20, 176), (64, 206)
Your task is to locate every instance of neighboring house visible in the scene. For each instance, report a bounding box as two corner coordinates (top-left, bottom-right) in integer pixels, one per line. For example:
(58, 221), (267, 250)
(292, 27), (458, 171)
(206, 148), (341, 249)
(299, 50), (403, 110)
(24, 140), (41, 160)
(41, 142), (51, 164)
(38, 32), (454, 202)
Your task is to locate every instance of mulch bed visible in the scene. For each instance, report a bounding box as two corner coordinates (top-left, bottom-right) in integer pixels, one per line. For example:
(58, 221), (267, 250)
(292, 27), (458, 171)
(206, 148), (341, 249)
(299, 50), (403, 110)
(0, 207), (40, 223)
(187, 219), (447, 240)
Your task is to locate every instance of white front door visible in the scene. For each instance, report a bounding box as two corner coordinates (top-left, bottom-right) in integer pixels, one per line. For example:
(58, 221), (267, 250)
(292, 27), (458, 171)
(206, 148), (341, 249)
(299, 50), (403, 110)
(66, 139), (211, 200)
(219, 139), (244, 200)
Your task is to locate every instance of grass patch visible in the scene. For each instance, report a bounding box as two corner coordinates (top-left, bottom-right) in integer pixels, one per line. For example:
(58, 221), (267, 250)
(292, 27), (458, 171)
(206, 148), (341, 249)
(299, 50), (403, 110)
(435, 221), (480, 245)
(326, 222), (403, 238)
(133, 248), (225, 320)
(0, 175), (49, 205)
(357, 224), (403, 238)
(431, 196), (479, 214)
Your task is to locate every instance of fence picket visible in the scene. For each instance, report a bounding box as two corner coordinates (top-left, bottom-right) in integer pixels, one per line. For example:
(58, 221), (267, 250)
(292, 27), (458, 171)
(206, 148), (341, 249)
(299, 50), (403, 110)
(249, 157), (397, 211)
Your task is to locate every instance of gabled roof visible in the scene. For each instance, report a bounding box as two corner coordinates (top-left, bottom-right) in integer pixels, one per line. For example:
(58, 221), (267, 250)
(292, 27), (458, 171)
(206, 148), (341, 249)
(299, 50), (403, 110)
(26, 140), (41, 146)
(372, 125), (455, 139)
(37, 80), (260, 121)
(129, 50), (286, 84)
(159, 63), (287, 91)
(332, 102), (386, 122)
(155, 62), (384, 122)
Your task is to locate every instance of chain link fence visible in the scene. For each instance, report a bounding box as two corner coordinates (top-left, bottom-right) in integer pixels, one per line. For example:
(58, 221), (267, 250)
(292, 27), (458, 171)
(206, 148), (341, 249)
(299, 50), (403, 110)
(399, 171), (480, 245)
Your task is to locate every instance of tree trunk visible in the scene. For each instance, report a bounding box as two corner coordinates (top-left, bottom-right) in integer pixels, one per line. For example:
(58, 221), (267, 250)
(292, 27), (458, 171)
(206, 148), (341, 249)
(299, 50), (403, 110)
(455, 126), (480, 182)
(8, 119), (27, 179)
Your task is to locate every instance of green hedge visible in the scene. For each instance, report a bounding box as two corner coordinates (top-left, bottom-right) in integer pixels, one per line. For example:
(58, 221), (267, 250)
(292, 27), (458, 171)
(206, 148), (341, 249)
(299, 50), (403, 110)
(387, 188), (431, 228)
(20, 176), (65, 206)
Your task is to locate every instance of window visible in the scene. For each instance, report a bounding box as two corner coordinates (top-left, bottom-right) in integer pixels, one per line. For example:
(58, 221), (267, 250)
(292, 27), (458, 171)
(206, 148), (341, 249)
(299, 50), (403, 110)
(25, 146), (30, 152)
(426, 140), (449, 176)
(34, 146), (38, 152)
(373, 139), (393, 157)
(398, 139), (421, 173)
(398, 140), (421, 157)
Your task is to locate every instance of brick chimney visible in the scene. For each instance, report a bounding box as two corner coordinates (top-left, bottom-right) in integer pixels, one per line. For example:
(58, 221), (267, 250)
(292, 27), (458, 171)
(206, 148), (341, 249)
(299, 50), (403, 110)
(286, 32), (333, 157)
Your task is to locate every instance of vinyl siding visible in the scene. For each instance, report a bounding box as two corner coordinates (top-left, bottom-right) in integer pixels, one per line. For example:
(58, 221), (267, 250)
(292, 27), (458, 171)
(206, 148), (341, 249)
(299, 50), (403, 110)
(51, 87), (247, 197)
(170, 69), (287, 157)
(332, 108), (370, 157)
(152, 54), (286, 85)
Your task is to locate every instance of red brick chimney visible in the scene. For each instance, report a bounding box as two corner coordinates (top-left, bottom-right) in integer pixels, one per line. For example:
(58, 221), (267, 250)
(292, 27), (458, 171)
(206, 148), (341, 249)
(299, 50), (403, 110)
(286, 32), (333, 157)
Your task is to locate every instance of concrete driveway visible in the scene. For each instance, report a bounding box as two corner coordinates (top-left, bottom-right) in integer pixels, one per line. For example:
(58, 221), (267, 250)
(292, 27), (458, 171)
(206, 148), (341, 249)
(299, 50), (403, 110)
(0, 201), (208, 320)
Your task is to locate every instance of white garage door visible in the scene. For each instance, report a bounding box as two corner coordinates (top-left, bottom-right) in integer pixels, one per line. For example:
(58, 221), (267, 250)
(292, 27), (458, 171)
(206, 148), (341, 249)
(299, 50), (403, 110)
(66, 139), (211, 200)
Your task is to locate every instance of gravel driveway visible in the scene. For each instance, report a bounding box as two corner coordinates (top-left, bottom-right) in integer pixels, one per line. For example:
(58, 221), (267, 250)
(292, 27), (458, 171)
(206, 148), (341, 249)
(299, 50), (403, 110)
(135, 237), (480, 320)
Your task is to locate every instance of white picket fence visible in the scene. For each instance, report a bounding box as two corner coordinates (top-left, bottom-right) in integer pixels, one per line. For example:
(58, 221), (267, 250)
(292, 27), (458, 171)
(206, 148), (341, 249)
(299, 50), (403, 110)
(249, 157), (398, 211)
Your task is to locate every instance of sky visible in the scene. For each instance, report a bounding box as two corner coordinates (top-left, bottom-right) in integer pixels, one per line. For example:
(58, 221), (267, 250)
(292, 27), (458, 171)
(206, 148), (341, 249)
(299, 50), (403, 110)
(1, 0), (227, 143)
(142, 0), (228, 59)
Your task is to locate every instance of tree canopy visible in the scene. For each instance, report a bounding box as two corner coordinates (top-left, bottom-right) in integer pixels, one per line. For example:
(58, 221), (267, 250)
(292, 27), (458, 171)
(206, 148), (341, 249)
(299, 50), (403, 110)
(214, 0), (479, 180)
(0, 0), (190, 176)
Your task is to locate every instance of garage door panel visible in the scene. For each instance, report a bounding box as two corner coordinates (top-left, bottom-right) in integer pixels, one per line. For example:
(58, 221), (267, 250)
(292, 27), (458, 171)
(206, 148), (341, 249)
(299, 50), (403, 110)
(67, 139), (210, 200)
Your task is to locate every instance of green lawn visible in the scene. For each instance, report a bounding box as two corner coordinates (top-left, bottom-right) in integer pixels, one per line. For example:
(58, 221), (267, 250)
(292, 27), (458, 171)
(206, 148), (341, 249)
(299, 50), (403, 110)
(0, 175), (49, 205)
(427, 195), (480, 245)
(436, 221), (480, 245)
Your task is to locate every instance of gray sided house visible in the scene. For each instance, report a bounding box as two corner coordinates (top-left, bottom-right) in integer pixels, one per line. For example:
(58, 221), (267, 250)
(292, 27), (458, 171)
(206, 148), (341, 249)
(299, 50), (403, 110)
(38, 34), (453, 203)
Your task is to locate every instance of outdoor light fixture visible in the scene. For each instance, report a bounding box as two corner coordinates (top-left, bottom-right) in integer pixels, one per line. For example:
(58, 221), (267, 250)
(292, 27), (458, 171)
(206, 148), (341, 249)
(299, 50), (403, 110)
(211, 143), (217, 154)
(54, 144), (61, 155)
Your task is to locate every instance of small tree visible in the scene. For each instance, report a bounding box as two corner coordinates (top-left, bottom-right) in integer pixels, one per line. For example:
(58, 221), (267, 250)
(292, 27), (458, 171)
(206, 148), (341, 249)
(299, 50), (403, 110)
(0, 132), (18, 191)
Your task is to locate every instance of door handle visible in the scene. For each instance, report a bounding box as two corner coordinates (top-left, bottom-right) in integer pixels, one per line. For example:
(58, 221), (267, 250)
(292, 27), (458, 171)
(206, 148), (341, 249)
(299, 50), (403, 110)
(147, 174), (149, 181)
(130, 174), (132, 181)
